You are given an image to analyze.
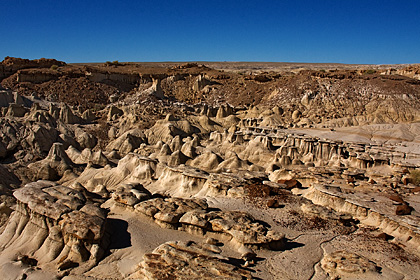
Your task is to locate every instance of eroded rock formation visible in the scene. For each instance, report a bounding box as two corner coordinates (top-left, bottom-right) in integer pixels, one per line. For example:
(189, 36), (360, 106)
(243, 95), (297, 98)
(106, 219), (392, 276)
(0, 181), (108, 272)
(0, 59), (420, 279)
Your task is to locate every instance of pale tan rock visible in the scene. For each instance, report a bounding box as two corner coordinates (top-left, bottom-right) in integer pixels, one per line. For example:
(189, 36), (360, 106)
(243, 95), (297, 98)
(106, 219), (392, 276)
(137, 241), (251, 280)
(0, 181), (108, 271)
(75, 129), (97, 149)
(207, 211), (285, 248)
(28, 143), (75, 181)
(217, 151), (252, 171)
(67, 147), (110, 166)
(189, 150), (223, 171)
(321, 251), (380, 279)
(158, 143), (172, 156)
(180, 141), (196, 158)
(135, 197), (208, 226)
(168, 150), (190, 166)
(112, 183), (151, 207)
(81, 109), (95, 122)
(179, 210), (211, 229)
(106, 129), (146, 156)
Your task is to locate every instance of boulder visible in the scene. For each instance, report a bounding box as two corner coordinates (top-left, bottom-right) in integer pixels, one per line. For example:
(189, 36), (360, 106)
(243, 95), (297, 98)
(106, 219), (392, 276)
(27, 143), (76, 181)
(321, 251), (380, 279)
(112, 183), (151, 207)
(0, 181), (108, 269)
(137, 241), (251, 280)
(135, 197), (208, 227)
(75, 129), (97, 149)
(136, 197), (284, 248)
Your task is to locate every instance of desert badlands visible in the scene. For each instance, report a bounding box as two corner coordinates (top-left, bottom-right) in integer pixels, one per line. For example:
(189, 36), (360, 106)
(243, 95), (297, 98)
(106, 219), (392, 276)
(0, 57), (419, 279)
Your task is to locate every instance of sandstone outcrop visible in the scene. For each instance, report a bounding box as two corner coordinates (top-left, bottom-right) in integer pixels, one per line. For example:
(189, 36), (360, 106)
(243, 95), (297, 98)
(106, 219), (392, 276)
(303, 184), (420, 251)
(27, 143), (76, 181)
(106, 129), (146, 156)
(0, 57), (66, 81)
(0, 181), (108, 271)
(321, 251), (381, 279)
(111, 183), (151, 208)
(136, 241), (252, 280)
(135, 197), (285, 249)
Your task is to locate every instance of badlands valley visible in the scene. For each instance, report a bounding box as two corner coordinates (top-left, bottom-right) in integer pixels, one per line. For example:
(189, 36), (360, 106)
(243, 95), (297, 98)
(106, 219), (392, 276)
(0, 57), (420, 279)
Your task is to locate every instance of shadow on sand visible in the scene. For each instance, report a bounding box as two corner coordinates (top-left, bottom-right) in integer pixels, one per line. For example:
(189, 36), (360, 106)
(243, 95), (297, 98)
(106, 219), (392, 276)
(107, 218), (132, 250)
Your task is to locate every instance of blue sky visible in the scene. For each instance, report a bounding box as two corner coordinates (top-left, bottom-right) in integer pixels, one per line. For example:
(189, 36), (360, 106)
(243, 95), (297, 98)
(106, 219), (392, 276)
(1, 0), (419, 64)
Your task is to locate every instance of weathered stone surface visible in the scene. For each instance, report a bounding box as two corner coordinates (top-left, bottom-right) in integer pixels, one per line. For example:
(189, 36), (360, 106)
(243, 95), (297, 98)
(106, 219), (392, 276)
(303, 184), (420, 251)
(27, 142), (75, 181)
(137, 241), (252, 280)
(1, 61), (420, 279)
(301, 202), (353, 221)
(67, 147), (110, 166)
(106, 129), (146, 156)
(321, 251), (380, 279)
(207, 211), (285, 247)
(179, 210), (210, 229)
(59, 210), (105, 240)
(112, 183), (151, 207)
(13, 181), (76, 220)
(6, 103), (28, 117)
(75, 129), (97, 149)
(107, 105), (123, 121)
(136, 197), (284, 248)
(0, 181), (108, 270)
(135, 197), (208, 224)
(59, 104), (82, 124)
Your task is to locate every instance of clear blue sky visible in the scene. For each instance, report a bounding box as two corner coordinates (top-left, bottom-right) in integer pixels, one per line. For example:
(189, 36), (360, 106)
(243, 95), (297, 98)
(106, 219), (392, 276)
(1, 0), (419, 64)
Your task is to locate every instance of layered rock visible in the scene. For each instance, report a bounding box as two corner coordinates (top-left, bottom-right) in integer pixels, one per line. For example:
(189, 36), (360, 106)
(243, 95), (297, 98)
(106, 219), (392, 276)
(106, 129), (146, 156)
(73, 153), (158, 193)
(149, 164), (209, 196)
(321, 251), (381, 279)
(135, 197), (285, 249)
(27, 143), (76, 181)
(136, 241), (252, 280)
(0, 57), (66, 81)
(1, 60), (420, 279)
(303, 184), (420, 251)
(111, 183), (151, 208)
(0, 181), (108, 270)
(66, 146), (110, 167)
(136, 197), (208, 229)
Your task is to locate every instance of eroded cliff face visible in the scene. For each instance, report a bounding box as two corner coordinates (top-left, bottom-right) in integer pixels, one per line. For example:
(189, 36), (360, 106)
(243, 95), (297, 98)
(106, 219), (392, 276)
(0, 57), (66, 81)
(383, 64), (420, 80)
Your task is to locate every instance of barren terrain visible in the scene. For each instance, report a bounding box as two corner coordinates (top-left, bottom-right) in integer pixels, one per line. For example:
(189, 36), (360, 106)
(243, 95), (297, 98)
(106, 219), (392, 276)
(0, 57), (420, 279)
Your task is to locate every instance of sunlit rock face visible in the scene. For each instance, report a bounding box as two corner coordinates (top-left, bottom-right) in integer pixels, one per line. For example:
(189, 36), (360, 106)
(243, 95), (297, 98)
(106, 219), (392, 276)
(0, 181), (108, 272)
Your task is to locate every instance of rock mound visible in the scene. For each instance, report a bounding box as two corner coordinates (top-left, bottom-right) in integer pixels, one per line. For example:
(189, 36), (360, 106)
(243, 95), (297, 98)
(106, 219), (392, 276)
(137, 240), (251, 280)
(0, 181), (108, 271)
